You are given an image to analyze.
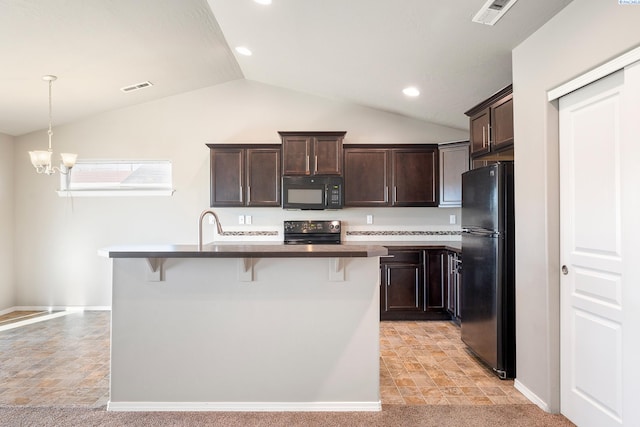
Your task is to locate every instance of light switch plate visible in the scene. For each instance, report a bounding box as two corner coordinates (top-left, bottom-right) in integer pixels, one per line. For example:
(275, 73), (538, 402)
(238, 215), (245, 225)
(366, 214), (373, 224)
(245, 215), (252, 225)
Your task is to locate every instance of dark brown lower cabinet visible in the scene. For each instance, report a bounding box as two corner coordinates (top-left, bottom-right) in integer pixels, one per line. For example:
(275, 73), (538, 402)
(426, 250), (446, 311)
(445, 251), (462, 324)
(380, 248), (451, 321)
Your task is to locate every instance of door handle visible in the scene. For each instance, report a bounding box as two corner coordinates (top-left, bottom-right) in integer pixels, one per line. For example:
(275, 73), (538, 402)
(561, 265), (569, 275)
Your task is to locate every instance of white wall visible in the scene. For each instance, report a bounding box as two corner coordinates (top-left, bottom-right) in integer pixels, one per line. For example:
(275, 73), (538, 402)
(0, 132), (15, 311)
(512, 0), (640, 413)
(13, 79), (467, 308)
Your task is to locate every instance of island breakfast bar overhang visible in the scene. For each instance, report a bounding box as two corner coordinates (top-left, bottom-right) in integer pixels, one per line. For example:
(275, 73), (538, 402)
(101, 242), (387, 412)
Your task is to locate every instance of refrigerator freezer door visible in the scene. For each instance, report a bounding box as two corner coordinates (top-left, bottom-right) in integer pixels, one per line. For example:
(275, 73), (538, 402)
(461, 164), (499, 231)
(460, 232), (501, 371)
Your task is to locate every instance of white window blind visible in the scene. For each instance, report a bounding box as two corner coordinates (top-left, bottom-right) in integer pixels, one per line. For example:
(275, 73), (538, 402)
(58, 160), (174, 197)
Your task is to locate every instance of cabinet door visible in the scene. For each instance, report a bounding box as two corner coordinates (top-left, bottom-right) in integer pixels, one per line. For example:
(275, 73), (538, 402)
(392, 147), (438, 206)
(425, 250), (446, 311)
(446, 252), (456, 315)
(313, 136), (343, 175)
(344, 149), (390, 206)
(210, 148), (244, 207)
(491, 95), (514, 150)
(445, 251), (462, 321)
(439, 143), (469, 207)
(246, 148), (281, 207)
(383, 263), (423, 313)
(454, 254), (461, 320)
(470, 108), (490, 157)
(282, 136), (311, 175)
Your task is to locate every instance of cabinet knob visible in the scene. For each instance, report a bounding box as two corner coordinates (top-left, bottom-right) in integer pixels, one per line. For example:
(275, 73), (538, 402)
(561, 265), (569, 275)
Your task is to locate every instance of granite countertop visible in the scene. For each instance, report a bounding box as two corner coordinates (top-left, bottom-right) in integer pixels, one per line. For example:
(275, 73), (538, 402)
(101, 242), (388, 259)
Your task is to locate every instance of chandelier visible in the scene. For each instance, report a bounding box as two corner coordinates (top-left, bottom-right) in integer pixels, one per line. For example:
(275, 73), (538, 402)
(28, 75), (77, 175)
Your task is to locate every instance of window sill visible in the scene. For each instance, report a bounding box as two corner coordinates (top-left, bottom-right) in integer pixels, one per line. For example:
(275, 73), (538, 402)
(57, 189), (175, 197)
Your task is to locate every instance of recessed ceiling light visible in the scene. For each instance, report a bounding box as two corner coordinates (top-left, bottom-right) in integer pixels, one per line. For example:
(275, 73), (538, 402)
(254, 0), (272, 4)
(235, 46), (253, 56)
(402, 87), (420, 97)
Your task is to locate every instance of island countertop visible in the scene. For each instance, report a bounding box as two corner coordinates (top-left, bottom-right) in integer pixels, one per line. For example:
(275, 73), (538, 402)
(359, 240), (461, 252)
(101, 241), (388, 259)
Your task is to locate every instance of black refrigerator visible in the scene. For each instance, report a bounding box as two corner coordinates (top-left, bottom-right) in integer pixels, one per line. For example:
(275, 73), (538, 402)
(460, 162), (515, 379)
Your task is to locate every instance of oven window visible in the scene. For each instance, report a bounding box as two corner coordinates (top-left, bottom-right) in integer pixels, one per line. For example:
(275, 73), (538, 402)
(288, 188), (323, 204)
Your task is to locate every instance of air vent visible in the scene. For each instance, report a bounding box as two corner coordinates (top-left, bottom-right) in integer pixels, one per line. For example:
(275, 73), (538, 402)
(120, 81), (153, 93)
(472, 0), (519, 25)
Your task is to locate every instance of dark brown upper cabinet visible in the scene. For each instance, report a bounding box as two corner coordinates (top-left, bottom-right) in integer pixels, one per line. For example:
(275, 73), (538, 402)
(207, 144), (281, 207)
(392, 147), (438, 206)
(466, 85), (513, 160)
(279, 131), (345, 176)
(343, 144), (438, 207)
(343, 148), (389, 206)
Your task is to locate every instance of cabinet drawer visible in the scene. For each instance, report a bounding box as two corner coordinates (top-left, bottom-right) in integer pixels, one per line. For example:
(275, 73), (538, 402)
(384, 250), (422, 264)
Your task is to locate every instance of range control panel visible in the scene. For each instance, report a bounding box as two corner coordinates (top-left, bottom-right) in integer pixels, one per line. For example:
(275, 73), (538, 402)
(284, 220), (341, 234)
(283, 220), (341, 244)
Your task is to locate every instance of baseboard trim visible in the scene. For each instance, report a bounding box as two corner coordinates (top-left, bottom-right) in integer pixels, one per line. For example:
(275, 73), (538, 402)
(13, 306), (111, 311)
(514, 379), (551, 412)
(107, 401), (382, 412)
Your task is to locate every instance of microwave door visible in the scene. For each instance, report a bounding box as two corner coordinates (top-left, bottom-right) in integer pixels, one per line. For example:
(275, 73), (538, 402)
(284, 186), (325, 210)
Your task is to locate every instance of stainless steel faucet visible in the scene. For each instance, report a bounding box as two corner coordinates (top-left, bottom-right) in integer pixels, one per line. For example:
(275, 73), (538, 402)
(198, 209), (224, 251)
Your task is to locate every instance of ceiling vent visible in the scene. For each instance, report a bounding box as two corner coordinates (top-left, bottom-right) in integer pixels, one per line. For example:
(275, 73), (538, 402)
(472, 0), (520, 25)
(120, 81), (153, 93)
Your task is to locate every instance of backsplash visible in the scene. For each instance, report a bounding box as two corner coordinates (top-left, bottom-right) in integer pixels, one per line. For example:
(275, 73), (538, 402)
(344, 226), (461, 241)
(212, 224), (461, 242)
(220, 231), (279, 237)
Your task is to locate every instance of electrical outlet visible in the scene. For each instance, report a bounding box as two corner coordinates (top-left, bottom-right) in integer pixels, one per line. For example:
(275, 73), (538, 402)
(245, 215), (252, 225)
(366, 214), (373, 224)
(238, 215), (245, 225)
(449, 214), (456, 224)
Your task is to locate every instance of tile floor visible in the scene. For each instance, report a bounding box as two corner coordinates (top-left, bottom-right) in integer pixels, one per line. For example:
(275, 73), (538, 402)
(0, 311), (110, 407)
(380, 321), (529, 405)
(0, 311), (529, 407)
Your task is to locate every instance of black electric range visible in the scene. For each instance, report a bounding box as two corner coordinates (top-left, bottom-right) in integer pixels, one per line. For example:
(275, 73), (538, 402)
(283, 220), (341, 245)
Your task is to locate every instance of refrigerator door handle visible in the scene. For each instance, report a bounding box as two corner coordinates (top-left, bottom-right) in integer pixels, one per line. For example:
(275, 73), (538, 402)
(462, 228), (501, 238)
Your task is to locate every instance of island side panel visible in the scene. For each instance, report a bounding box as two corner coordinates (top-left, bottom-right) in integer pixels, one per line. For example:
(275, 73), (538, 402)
(109, 256), (380, 409)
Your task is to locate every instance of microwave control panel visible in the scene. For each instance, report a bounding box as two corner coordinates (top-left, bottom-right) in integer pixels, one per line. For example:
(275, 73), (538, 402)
(327, 184), (342, 208)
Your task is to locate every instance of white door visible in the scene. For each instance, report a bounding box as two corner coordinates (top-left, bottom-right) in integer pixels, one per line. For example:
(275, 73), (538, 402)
(559, 62), (640, 426)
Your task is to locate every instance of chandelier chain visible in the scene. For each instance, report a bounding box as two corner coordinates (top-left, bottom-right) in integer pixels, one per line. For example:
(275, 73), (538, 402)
(47, 78), (53, 151)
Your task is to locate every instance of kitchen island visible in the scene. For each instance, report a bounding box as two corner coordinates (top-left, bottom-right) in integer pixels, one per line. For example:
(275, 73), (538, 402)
(102, 242), (387, 412)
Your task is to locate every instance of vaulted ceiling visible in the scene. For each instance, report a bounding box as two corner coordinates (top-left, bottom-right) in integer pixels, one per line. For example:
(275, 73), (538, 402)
(0, 0), (572, 137)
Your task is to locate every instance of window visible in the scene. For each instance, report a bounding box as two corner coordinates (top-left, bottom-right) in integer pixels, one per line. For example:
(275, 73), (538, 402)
(58, 160), (174, 197)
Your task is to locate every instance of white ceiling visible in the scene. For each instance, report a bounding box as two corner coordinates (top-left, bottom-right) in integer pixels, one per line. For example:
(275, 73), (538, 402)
(0, 0), (572, 137)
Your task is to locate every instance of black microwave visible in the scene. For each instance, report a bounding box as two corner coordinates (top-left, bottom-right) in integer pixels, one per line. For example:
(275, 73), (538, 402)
(282, 176), (343, 210)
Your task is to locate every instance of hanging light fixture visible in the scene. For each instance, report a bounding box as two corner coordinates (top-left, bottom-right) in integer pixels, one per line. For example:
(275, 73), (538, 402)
(28, 75), (77, 175)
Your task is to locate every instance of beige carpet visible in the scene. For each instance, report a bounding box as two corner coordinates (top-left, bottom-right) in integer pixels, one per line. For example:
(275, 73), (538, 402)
(0, 404), (574, 427)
